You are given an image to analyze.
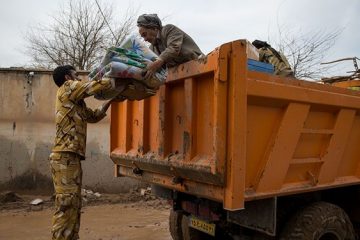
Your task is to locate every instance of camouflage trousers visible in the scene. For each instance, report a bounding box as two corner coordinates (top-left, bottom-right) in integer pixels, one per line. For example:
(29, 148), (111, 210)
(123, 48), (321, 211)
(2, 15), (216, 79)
(277, 68), (295, 78)
(50, 152), (83, 240)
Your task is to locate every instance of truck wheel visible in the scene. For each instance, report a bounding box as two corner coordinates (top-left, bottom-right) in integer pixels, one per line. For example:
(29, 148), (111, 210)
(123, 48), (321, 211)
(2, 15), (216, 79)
(279, 201), (355, 240)
(181, 214), (213, 240)
(169, 209), (183, 240)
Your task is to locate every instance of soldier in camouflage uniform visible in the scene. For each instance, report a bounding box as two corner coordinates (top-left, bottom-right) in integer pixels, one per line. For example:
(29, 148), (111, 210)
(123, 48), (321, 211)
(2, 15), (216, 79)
(50, 65), (117, 240)
(252, 40), (295, 78)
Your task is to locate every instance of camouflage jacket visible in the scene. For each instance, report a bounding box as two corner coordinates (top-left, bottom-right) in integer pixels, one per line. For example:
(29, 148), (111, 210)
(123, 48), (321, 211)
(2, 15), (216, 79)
(151, 24), (203, 67)
(52, 79), (113, 158)
(259, 47), (294, 77)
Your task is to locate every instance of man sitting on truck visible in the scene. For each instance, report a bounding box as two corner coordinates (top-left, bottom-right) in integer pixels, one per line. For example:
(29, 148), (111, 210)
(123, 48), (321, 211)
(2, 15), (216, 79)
(137, 13), (204, 80)
(49, 65), (119, 240)
(252, 40), (295, 78)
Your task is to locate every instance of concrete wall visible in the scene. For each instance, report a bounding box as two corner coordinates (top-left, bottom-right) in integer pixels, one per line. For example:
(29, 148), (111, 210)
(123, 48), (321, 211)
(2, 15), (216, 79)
(0, 68), (140, 193)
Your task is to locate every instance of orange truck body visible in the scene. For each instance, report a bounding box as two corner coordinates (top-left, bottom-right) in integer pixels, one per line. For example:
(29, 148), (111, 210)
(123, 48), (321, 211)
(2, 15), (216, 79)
(110, 39), (360, 211)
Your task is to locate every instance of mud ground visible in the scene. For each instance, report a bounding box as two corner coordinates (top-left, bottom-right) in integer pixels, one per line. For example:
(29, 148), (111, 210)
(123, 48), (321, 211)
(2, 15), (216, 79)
(0, 190), (172, 240)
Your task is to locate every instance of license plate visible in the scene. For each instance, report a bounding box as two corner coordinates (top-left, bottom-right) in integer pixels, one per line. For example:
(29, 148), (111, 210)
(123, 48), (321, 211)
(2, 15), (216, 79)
(189, 216), (216, 236)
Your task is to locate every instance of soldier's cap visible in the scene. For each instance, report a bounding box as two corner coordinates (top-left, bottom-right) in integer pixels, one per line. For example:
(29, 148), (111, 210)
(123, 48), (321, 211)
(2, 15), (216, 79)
(252, 40), (271, 49)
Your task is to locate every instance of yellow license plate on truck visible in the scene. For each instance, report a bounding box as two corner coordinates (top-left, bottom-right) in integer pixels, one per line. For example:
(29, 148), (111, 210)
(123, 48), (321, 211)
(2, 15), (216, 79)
(189, 216), (216, 236)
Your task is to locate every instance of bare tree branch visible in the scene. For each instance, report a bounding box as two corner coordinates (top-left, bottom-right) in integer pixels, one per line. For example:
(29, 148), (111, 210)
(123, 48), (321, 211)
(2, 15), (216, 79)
(271, 24), (343, 80)
(24, 0), (137, 70)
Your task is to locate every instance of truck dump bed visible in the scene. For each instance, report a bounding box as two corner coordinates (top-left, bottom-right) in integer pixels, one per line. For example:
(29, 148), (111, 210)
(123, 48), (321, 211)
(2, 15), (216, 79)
(110, 40), (360, 210)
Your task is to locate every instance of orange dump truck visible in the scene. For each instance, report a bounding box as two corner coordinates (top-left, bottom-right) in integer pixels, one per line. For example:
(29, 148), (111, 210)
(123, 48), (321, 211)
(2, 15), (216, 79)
(110, 40), (360, 239)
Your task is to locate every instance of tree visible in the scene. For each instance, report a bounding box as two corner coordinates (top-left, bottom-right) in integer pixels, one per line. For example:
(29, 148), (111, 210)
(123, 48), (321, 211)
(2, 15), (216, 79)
(272, 26), (343, 80)
(25, 0), (137, 70)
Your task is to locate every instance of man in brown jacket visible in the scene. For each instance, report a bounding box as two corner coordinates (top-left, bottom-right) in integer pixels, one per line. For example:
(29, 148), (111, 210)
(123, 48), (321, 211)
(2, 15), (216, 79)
(137, 14), (204, 80)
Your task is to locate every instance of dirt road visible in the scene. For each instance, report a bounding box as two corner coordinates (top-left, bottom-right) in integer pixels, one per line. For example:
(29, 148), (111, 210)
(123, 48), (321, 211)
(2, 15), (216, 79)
(0, 192), (171, 240)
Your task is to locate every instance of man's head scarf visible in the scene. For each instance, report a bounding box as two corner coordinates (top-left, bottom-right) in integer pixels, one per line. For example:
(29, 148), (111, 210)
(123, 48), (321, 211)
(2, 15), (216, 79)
(137, 14), (162, 29)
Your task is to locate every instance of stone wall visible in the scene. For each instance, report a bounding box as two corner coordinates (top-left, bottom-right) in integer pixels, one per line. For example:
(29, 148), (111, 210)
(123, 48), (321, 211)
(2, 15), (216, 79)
(0, 68), (140, 193)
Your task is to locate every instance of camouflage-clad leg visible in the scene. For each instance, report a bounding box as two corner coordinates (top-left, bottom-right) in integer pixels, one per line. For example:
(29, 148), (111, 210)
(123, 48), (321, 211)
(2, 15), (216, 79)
(50, 152), (82, 240)
(259, 47), (294, 78)
(278, 68), (295, 78)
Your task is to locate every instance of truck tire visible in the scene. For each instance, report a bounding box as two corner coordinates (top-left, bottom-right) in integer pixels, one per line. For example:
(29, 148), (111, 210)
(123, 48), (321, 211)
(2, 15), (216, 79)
(181, 214), (213, 240)
(279, 201), (355, 240)
(169, 209), (183, 240)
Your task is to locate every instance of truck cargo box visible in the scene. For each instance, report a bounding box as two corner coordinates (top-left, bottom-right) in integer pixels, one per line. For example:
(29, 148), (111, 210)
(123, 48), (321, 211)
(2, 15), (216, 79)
(110, 40), (360, 210)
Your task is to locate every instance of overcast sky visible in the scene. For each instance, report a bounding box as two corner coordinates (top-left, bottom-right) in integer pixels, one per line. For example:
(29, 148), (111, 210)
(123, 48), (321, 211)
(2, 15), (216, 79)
(0, 0), (359, 76)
